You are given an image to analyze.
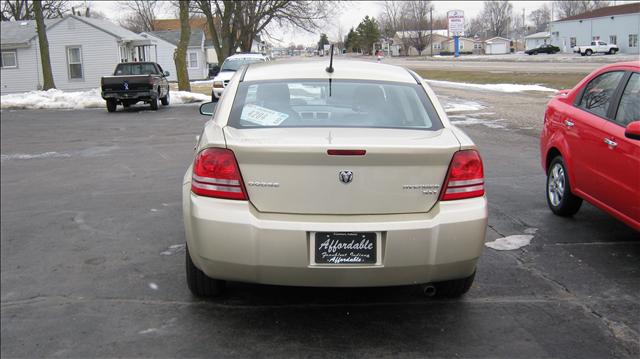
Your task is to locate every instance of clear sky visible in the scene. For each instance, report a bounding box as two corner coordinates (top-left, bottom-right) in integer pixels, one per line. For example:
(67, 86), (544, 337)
(87, 0), (639, 47)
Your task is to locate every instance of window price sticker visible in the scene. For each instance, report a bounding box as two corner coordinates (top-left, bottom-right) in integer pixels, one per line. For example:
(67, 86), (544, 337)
(240, 104), (289, 126)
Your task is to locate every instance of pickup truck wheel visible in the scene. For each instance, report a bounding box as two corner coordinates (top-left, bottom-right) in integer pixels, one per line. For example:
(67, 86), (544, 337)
(106, 99), (117, 113)
(149, 96), (159, 110)
(186, 247), (225, 297)
(585, 49), (593, 56)
(608, 48), (616, 55)
(161, 90), (170, 106)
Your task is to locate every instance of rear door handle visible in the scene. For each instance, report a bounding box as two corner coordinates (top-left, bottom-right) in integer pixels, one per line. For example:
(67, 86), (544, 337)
(604, 138), (618, 147)
(563, 119), (574, 128)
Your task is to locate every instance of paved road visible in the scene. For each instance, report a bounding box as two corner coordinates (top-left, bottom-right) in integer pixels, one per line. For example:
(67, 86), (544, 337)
(1, 101), (638, 358)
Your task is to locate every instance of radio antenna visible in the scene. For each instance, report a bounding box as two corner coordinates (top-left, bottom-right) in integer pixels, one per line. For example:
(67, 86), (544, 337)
(325, 44), (334, 73)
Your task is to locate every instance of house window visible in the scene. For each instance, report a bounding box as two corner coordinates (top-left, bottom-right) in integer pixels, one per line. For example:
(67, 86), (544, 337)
(592, 36), (600, 41)
(609, 35), (617, 45)
(570, 37), (577, 47)
(1, 50), (17, 68)
(67, 46), (83, 79)
(630, 34), (638, 48)
(188, 52), (198, 68)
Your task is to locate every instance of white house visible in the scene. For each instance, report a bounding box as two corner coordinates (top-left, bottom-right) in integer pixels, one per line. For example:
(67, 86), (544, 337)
(484, 37), (511, 54)
(549, 3), (639, 53)
(524, 32), (550, 50)
(1, 15), (157, 94)
(141, 29), (212, 81)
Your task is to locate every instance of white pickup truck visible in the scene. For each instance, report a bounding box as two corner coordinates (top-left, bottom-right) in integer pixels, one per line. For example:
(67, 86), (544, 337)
(573, 41), (619, 56)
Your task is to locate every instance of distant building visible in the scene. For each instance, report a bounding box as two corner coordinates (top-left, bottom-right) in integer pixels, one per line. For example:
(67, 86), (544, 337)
(1, 15), (156, 94)
(484, 37), (511, 54)
(141, 30), (211, 81)
(392, 31), (449, 56)
(549, 3), (640, 53)
(524, 32), (550, 50)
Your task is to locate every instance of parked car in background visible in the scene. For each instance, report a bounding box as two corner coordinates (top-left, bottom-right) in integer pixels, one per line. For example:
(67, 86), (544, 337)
(211, 53), (269, 101)
(573, 41), (619, 56)
(101, 62), (170, 112)
(525, 44), (560, 55)
(185, 60), (488, 298)
(540, 61), (640, 231)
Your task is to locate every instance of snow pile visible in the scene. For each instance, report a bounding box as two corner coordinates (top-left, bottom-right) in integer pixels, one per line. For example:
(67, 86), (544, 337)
(191, 79), (214, 85)
(0, 88), (105, 110)
(443, 100), (485, 112)
(1, 88), (209, 110)
(485, 235), (533, 250)
(448, 116), (506, 129)
(171, 90), (209, 103)
(1, 152), (71, 161)
(427, 79), (557, 93)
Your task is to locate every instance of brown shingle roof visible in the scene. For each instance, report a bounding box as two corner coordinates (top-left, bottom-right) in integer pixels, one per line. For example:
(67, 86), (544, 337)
(556, 3), (640, 22)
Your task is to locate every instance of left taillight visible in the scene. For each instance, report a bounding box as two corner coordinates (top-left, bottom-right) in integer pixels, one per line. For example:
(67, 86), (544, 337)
(191, 148), (247, 200)
(440, 150), (485, 201)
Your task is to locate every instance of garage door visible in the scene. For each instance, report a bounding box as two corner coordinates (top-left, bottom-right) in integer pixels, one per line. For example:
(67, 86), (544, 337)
(491, 43), (507, 54)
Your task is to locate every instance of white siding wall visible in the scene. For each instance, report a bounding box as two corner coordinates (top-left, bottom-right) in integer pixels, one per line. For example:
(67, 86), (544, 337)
(46, 16), (119, 91)
(147, 36), (177, 81)
(0, 46), (40, 94)
(525, 38), (548, 50)
(550, 13), (640, 53)
(186, 48), (207, 80)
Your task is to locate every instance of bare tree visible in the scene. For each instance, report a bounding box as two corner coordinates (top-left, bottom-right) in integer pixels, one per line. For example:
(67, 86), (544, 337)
(481, 0), (513, 38)
(1, 0), (69, 21)
(402, 1), (433, 55)
(379, 0), (405, 38)
(553, 1), (610, 19)
(529, 4), (551, 33)
(194, 1), (335, 64)
(119, 0), (162, 33)
(174, 0), (191, 91)
(33, 0), (55, 90)
(465, 16), (486, 38)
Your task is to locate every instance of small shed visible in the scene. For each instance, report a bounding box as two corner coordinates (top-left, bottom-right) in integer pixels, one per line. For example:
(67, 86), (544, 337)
(484, 37), (511, 54)
(525, 32), (550, 50)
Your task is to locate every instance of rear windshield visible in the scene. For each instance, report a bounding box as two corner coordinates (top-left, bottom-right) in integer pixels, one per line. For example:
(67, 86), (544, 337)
(228, 80), (443, 130)
(220, 58), (265, 72)
(114, 63), (158, 75)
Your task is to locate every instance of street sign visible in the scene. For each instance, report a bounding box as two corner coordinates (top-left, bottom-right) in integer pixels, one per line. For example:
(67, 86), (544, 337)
(447, 10), (465, 37)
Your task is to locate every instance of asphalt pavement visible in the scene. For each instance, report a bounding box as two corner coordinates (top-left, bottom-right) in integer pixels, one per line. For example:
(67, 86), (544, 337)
(1, 101), (638, 358)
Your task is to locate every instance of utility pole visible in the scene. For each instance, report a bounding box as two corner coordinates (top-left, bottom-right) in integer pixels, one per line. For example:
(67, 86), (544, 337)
(430, 7), (433, 57)
(522, 8), (526, 51)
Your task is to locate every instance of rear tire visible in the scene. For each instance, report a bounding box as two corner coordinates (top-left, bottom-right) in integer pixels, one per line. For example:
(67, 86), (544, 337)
(434, 271), (476, 298)
(533, 51), (538, 55)
(106, 99), (117, 113)
(546, 156), (582, 217)
(150, 96), (159, 110)
(186, 247), (225, 297)
(585, 49), (593, 56)
(161, 89), (170, 106)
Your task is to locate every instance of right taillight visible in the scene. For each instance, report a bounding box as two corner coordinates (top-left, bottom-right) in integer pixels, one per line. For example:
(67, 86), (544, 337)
(191, 148), (247, 200)
(440, 150), (485, 201)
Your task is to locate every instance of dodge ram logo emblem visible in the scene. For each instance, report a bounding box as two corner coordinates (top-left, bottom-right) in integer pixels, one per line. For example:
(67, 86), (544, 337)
(123, 81), (129, 90)
(339, 170), (353, 184)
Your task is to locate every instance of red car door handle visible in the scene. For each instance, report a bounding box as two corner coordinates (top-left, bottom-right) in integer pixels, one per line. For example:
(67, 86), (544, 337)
(564, 119), (575, 128)
(604, 138), (618, 147)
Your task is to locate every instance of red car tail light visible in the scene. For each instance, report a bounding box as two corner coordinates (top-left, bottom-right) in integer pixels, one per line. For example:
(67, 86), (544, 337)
(191, 148), (247, 200)
(440, 150), (485, 201)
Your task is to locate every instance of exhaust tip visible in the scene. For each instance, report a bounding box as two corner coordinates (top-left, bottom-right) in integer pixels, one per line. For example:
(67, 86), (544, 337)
(422, 284), (437, 297)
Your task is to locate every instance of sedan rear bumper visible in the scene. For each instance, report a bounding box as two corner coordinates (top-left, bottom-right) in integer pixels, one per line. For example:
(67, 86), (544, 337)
(183, 181), (488, 287)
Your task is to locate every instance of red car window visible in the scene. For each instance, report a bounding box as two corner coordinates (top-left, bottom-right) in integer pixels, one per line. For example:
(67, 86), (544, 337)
(577, 71), (624, 118)
(614, 72), (640, 127)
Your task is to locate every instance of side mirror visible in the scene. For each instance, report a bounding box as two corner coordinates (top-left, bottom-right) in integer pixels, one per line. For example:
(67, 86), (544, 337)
(199, 102), (215, 116)
(624, 121), (640, 140)
(164, 71), (170, 77)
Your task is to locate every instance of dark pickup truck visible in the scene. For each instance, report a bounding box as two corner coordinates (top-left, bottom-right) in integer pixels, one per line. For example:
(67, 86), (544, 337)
(101, 62), (170, 112)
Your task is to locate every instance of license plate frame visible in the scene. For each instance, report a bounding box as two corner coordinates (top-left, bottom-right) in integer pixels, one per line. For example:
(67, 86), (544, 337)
(310, 232), (381, 265)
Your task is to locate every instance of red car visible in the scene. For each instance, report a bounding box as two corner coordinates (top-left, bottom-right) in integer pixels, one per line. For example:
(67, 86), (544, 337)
(540, 61), (640, 231)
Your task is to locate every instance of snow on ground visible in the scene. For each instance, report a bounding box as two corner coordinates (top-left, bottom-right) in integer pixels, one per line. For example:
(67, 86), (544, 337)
(0, 88), (208, 110)
(485, 234), (534, 251)
(448, 115), (506, 129)
(442, 99), (485, 112)
(428, 79), (557, 93)
(191, 79), (213, 85)
(1, 152), (71, 161)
